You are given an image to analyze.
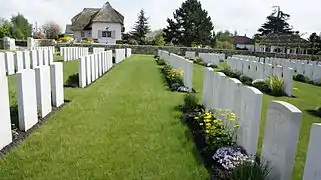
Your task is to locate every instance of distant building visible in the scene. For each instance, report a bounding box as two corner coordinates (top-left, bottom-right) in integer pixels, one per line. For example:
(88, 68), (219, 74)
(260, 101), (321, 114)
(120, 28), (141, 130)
(232, 35), (255, 51)
(68, 1), (124, 44)
(65, 24), (73, 35)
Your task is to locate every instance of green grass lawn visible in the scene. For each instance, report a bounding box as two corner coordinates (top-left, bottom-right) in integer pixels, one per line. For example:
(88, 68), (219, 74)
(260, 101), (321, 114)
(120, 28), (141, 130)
(0, 55), (208, 179)
(192, 63), (321, 180)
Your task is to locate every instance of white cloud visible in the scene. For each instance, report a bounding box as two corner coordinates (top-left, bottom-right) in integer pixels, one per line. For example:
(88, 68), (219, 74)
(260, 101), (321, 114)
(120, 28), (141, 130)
(0, 0), (320, 38)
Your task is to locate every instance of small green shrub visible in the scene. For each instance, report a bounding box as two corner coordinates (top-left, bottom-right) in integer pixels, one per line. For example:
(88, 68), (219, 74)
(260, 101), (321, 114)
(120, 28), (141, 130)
(293, 74), (306, 82)
(267, 76), (284, 96)
(65, 73), (79, 87)
(156, 59), (166, 66)
(182, 93), (198, 113)
(230, 158), (271, 180)
(252, 80), (271, 93)
(240, 75), (253, 86)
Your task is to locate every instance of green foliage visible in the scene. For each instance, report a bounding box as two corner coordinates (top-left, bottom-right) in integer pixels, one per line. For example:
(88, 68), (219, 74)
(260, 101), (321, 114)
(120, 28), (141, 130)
(65, 73), (79, 87)
(267, 76), (284, 96)
(156, 59), (166, 66)
(293, 74), (307, 82)
(182, 93), (198, 113)
(163, 0), (214, 46)
(308, 32), (321, 55)
(10, 13), (32, 39)
(194, 109), (238, 150)
(0, 20), (11, 38)
(162, 65), (184, 87)
(145, 29), (165, 46)
(130, 9), (151, 44)
(216, 30), (233, 43)
(258, 6), (293, 36)
(116, 40), (127, 44)
(239, 75), (253, 85)
(253, 80), (271, 93)
(216, 40), (234, 49)
(230, 158), (271, 180)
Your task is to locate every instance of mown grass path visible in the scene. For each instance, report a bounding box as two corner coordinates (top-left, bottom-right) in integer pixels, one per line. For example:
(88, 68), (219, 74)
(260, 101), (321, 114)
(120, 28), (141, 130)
(0, 55), (208, 179)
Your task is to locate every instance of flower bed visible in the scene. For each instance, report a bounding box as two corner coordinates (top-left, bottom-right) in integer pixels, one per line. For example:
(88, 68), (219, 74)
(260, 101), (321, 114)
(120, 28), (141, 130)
(193, 58), (218, 69)
(155, 56), (190, 92)
(179, 93), (271, 179)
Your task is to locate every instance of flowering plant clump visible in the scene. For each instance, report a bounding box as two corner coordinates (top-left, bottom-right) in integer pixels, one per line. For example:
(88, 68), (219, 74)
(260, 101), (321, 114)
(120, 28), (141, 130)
(194, 109), (239, 150)
(162, 65), (184, 88)
(213, 146), (253, 170)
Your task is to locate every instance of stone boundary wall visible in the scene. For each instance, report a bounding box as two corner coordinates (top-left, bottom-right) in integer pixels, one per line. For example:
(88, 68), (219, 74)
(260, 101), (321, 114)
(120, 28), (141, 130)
(1, 39), (320, 60)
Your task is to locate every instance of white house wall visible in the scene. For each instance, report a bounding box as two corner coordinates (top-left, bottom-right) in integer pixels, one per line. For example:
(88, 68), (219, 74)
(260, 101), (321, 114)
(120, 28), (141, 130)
(74, 30), (92, 42)
(236, 44), (255, 51)
(91, 22), (122, 44)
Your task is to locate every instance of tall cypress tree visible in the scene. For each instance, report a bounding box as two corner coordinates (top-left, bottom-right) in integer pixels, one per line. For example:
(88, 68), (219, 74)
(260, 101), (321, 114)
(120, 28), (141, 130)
(163, 0), (214, 46)
(130, 9), (150, 44)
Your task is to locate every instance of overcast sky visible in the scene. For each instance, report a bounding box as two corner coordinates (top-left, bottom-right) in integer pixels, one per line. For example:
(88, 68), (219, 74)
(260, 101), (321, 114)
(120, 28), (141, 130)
(0, 0), (320, 38)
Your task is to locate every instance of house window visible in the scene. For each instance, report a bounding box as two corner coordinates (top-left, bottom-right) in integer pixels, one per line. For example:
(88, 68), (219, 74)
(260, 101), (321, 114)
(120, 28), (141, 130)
(102, 31), (112, 38)
(81, 31), (85, 37)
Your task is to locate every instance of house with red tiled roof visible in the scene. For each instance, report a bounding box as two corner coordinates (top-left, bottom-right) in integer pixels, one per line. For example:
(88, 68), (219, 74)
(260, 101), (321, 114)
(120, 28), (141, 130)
(232, 35), (254, 51)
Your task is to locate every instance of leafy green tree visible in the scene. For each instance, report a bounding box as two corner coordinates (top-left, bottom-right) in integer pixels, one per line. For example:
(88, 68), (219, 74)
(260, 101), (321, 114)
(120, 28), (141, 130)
(258, 6), (293, 36)
(130, 9), (151, 44)
(10, 13), (32, 39)
(163, 0), (214, 46)
(145, 29), (165, 46)
(0, 19), (11, 38)
(308, 32), (321, 54)
(216, 30), (233, 43)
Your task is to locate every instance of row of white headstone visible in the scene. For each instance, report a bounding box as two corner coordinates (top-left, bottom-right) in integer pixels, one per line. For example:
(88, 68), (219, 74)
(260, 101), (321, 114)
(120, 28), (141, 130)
(60, 47), (89, 62)
(30, 46), (55, 53)
(227, 56), (294, 96)
(199, 53), (225, 66)
(0, 62), (64, 150)
(93, 47), (105, 54)
(1, 49), (55, 76)
(115, 49), (126, 64)
(78, 50), (113, 88)
(236, 55), (321, 83)
(202, 67), (321, 180)
(158, 50), (193, 91)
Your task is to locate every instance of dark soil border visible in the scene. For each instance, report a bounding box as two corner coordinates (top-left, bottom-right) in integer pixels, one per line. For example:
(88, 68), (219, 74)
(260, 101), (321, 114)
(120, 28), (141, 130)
(0, 100), (70, 158)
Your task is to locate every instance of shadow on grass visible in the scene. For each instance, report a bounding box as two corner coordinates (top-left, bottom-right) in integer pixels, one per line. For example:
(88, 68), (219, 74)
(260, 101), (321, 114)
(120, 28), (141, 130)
(306, 109), (321, 118)
(64, 73), (79, 88)
(10, 104), (19, 128)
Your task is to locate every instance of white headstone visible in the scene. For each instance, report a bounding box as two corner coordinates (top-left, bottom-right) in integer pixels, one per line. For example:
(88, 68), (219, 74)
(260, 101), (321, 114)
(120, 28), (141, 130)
(22, 51), (31, 69)
(35, 66), (52, 118)
(50, 62), (64, 107)
(43, 49), (49, 65)
(185, 51), (196, 59)
(78, 57), (87, 88)
(303, 123), (321, 180)
(238, 86), (263, 156)
(30, 50), (38, 69)
(4, 52), (15, 75)
(16, 69), (38, 131)
(0, 75), (12, 150)
(48, 49), (54, 65)
(91, 55), (95, 81)
(202, 67), (214, 108)
(15, 51), (24, 72)
(37, 50), (43, 66)
(85, 56), (92, 85)
(283, 67), (294, 96)
(261, 101), (302, 180)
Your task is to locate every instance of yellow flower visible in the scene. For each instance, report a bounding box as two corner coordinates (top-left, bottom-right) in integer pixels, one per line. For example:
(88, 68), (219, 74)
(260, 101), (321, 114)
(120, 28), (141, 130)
(199, 123), (204, 126)
(206, 123), (211, 126)
(205, 130), (210, 133)
(194, 117), (199, 120)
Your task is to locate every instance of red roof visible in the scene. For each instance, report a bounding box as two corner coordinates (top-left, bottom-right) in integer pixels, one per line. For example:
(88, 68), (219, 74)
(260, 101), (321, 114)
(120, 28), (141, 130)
(232, 36), (254, 45)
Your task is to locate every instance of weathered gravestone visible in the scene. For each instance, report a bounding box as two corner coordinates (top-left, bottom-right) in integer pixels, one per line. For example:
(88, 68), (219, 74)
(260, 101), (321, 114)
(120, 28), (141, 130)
(30, 50), (38, 69)
(261, 101), (301, 180)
